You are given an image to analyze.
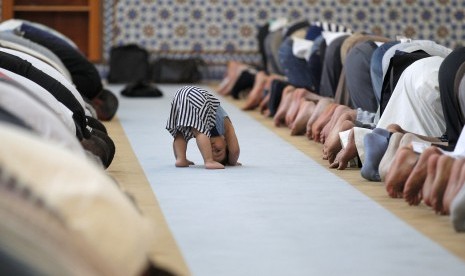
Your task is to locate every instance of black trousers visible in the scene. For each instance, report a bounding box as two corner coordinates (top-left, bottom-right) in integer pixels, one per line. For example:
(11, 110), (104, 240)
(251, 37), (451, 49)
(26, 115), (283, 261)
(439, 47), (465, 149)
(319, 35), (349, 98)
(20, 23), (103, 100)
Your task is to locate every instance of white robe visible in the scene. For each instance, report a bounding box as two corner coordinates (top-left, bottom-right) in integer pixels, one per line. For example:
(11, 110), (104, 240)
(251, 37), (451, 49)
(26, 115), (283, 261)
(377, 56), (446, 137)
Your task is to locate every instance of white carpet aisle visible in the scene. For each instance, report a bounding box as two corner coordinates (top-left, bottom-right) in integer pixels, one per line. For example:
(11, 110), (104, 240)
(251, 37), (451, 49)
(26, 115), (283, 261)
(108, 84), (465, 276)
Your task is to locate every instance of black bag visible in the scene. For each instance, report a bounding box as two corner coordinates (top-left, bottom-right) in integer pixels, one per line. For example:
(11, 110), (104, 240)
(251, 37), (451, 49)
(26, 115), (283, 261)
(121, 81), (163, 98)
(107, 44), (149, 83)
(150, 58), (204, 83)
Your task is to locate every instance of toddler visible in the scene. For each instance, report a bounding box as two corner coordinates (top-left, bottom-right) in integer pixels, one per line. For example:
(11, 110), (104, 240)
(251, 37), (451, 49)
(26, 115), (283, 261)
(166, 86), (240, 169)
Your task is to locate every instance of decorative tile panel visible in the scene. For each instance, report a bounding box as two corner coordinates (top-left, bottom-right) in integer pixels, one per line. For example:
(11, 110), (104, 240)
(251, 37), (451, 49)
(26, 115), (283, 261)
(109, 0), (465, 79)
(3, 0), (465, 79)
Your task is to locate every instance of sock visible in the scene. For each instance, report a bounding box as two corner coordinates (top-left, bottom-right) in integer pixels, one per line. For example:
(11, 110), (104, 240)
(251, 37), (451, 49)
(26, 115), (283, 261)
(372, 127), (391, 139)
(451, 185), (465, 232)
(361, 132), (389, 181)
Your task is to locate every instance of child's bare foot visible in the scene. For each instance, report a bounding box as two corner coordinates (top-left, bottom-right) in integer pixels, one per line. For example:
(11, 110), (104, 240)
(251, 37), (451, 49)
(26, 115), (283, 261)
(205, 160), (225, 169)
(175, 159), (194, 167)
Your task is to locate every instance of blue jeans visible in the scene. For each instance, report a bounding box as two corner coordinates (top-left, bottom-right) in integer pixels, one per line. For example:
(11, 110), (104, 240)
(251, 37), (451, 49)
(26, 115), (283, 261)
(370, 41), (399, 103)
(278, 36), (317, 91)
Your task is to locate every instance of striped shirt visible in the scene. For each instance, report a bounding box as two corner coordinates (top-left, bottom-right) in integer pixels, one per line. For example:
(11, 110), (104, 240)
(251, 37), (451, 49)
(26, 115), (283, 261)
(166, 86), (220, 141)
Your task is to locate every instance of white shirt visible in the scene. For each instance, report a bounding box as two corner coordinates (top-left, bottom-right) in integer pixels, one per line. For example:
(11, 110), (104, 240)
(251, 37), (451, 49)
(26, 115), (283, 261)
(377, 56), (446, 137)
(0, 68), (76, 134)
(0, 79), (84, 155)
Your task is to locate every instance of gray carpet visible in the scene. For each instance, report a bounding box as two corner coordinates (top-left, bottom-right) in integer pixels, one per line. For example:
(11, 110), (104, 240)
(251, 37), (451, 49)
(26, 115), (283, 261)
(108, 83), (465, 276)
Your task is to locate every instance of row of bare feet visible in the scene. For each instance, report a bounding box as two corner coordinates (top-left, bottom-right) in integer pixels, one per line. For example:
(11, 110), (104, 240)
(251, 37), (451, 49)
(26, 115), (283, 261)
(216, 61), (465, 230)
(270, 87), (465, 218)
(217, 62), (358, 170)
(385, 145), (465, 215)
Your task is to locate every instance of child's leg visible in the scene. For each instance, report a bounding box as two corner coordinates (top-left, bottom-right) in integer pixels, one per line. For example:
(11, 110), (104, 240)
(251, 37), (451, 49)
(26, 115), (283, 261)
(193, 130), (225, 169)
(173, 133), (194, 167)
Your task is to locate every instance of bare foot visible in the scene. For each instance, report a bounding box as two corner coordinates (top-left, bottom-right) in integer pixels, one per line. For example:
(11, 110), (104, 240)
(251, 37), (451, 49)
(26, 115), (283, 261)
(386, 123), (406, 134)
(175, 159), (195, 167)
(431, 155), (455, 214)
(403, 146), (442, 205)
(306, 98), (334, 139)
(259, 93), (271, 115)
(216, 77), (231, 95)
(422, 154), (441, 207)
(379, 132), (404, 181)
(319, 123), (331, 144)
(329, 128), (357, 170)
(450, 161), (465, 231)
(304, 92), (327, 102)
(243, 71), (268, 110)
(290, 100), (315, 136)
(262, 109), (271, 117)
(398, 133), (427, 147)
(387, 124), (442, 144)
(273, 86), (295, 127)
(385, 146), (418, 198)
(443, 159), (465, 215)
(324, 120), (354, 164)
(218, 61), (249, 95)
(205, 160), (225, 169)
(242, 71), (282, 110)
(321, 105), (356, 140)
(311, 103), (339, 142)
(285, 88), (309, 127)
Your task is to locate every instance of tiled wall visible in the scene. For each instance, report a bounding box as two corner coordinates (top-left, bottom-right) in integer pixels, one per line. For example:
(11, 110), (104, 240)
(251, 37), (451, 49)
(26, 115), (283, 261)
(3, 0), (465, 79)
(109, 0), (465, 79)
